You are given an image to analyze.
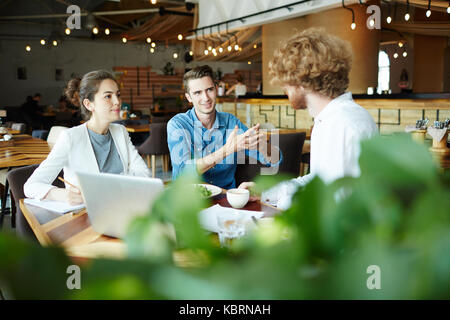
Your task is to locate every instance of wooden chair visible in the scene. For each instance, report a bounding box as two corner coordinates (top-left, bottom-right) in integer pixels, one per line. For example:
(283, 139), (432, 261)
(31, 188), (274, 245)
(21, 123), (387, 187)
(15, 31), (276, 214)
(137, 122), (170, 177)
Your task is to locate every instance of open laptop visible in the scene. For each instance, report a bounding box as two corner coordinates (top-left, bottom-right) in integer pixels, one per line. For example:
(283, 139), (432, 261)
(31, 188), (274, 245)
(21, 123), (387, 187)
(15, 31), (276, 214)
(76, 171), (164, 238)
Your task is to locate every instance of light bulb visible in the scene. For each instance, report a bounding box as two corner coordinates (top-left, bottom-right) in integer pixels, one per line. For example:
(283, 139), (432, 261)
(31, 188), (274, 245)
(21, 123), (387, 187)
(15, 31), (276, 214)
(151, 42), (156, 48)
(173, 53), (178, 59)
(213, 51), (217, 56)
(40, 39), (46, 45)
(65, 28), (71, 35)
(208, 46), (212, 51)
(248, 61), (251, 65)
(369, 19), (375, 27)
(25, 45), (31, 52)
(234, 44), (239, 51)
(403, 51), (407, 57)
(212, 48), (216, 54)
(426, 10), (431, 18)
(52, 40), (58, 46)
(227, 45), (232, 51)
(189, 50), (193, 56)
(151, 0), (157, 4)
(93, 27), (99, 34)
(405, 13), (410, 21)
(218, 47), (223, 53)
(253, 44), (257, 49)
(150, 48), (155, 53)
(398, 42), (404, 48)
(393, 52), (398, 59)
(204, 49), (208, 55)
(386, 16), (392, 24)
(178, 34), (183, 40)
(146, 37), (151, 43)
(105, 28), (110, 35)
(351, 22), (356, 30)
(447, 6), (450, 14)
(122, 37), (127, 43)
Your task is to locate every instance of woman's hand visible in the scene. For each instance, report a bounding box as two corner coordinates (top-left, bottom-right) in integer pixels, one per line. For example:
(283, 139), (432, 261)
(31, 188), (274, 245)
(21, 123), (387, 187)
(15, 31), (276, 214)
(66, 186), (84, 205)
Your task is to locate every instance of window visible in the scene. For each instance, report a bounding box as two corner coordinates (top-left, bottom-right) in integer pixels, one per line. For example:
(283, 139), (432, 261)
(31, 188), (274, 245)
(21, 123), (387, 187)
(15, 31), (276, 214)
(378, 51), (390, 94)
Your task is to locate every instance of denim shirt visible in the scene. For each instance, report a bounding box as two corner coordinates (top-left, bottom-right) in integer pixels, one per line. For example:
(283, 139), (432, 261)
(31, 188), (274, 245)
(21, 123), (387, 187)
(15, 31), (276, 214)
(167, 108), (282, 189)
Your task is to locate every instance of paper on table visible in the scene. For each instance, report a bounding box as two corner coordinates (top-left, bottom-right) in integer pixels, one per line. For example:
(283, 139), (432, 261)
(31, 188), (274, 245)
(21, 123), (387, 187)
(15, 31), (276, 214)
(198, 204), (264, 233)
(24, 198), (85, 214)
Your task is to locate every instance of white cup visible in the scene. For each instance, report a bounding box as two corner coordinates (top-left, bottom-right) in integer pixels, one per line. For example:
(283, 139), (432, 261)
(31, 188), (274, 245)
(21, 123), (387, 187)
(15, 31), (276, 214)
(226, 188), (249, 209)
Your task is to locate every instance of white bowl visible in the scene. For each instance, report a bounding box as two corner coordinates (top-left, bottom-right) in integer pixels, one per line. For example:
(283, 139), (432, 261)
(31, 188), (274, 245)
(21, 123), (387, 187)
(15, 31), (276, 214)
(226, 188), (250, 209)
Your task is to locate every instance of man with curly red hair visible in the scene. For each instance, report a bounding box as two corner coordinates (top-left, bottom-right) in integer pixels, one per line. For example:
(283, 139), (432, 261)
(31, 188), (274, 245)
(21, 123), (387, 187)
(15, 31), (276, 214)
(242, 28), (378, 209)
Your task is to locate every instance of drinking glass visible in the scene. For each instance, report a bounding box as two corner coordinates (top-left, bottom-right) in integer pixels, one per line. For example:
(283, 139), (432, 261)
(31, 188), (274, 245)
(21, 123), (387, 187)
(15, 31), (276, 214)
(216, 211), (245, 247)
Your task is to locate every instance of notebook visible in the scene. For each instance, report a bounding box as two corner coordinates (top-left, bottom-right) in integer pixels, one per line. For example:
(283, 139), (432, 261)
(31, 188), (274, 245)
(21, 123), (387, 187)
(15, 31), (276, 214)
(24, 198), (85, 214)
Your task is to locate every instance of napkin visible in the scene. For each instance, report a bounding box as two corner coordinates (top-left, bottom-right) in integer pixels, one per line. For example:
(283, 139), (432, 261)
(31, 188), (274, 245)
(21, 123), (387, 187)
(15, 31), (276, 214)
(427, 127), (448, 142)
(198, 204), (264, 233)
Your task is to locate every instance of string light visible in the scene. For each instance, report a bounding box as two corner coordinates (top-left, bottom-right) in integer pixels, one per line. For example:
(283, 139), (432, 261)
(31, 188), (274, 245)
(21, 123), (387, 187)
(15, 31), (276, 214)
(40, 39), (46, 45)
(342, 0), (356, 30)
(25, 45), (31, 52)
(150, 0), (157, 4)
(393, 52), (398, 59)
(447, 1), (450, 14)
(426, 0), (431, 18)
(208, 45), (212, 51)
(248, 61), (251, 65)
(52, 40), (58, 46)
(173, 52), (178, 59)
(369, 19), (375, 27)
(386, 16), (392, 24)
(204, 49), (209, 55)
(398, 42), (404, 48)
(227, 45), (232, 52)
(105, 28), (110, 35)
(122, 37), (127, 43)
(403, 51), (408, 57)
(253, 44), (257, 49)
(151, 42), (156, 48)
(234, 44), (239, 51)
(405, 0), (410, 21)
(92, 27), (99, 35)
(218, 47), (223, 53)
(146, 37), (151, 43)
(150, 48), (155, 53)
(65, 28), (71, 35)
(178, 34), (183, 40)
(189, 50), (193, 56)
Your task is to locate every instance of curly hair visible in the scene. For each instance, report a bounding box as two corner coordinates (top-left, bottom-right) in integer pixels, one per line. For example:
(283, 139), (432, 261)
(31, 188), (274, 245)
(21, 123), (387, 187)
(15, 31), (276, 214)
(269, 28), (353, 99)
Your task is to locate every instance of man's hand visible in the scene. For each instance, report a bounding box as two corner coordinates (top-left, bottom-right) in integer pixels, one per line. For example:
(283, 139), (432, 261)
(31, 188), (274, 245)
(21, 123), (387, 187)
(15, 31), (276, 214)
(238, 181), (259, 202)
(224, 124), (264, 157)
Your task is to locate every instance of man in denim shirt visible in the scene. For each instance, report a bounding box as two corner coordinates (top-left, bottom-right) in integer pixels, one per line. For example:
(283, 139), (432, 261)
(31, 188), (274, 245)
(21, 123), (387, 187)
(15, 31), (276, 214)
(167, 65), (281, 189)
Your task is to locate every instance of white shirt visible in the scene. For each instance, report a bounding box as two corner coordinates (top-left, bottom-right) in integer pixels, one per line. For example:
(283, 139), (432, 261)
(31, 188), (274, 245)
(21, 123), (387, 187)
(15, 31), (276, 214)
(263, 92), (378, 209)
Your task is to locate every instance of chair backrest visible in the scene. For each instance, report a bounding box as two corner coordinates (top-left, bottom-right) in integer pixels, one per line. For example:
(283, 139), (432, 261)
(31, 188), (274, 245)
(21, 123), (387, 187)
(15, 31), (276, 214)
(47, 126), (68, 146)
(235, 156), (267, 187)
(276, 132), (306, 176)
(137, 122), (169, 155)
(6, 165), (64, 241)
(11, 122), (26, 133)
(32, 129), (49, 140)
(151, 115), (172, 123)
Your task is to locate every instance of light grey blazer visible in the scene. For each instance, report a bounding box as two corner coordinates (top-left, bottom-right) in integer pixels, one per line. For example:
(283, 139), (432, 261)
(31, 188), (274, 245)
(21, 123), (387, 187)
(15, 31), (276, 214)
(24, 123), (150, 199)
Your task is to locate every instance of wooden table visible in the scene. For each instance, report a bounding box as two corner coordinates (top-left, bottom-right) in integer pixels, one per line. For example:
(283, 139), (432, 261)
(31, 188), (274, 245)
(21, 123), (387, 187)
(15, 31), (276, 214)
(19, 191), (279, 263)
(125, 124), (150, 133)
(0, 134), (51, 227)
(0, 134), (50, 168)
